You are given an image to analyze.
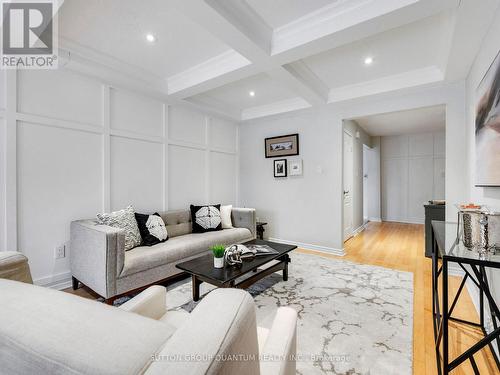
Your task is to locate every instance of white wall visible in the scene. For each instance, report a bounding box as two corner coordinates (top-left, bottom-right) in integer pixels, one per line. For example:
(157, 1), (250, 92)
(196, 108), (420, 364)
(238, 82), (467, 254)
(465, 5), (500, 339)
(343, 120), (372, 232)
(239, 108), (344, 254)
(0, 68), (238, 287)
(381, 131), (445, 224)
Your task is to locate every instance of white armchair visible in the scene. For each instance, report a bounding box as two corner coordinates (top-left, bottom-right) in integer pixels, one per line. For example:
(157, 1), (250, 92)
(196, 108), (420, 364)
(119, 286), (298, 375)
(0, 279), (297, 375)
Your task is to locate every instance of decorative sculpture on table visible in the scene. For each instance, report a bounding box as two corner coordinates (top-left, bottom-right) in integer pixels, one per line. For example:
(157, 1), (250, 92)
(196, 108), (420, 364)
(224, 244), (256, 266)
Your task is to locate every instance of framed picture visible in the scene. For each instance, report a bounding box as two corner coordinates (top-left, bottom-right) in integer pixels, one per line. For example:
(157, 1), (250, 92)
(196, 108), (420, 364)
(476, 49), (500, 186)
(289, 159), (303, 176)
(274, 159), (287, 178)
(265, 133), (299, 158)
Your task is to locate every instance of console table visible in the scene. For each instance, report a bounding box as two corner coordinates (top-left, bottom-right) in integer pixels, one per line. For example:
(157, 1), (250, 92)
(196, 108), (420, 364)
(431, 221), (500, 374)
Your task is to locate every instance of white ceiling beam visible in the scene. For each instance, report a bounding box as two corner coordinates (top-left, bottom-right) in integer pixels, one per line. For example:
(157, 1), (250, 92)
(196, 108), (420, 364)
(171, 0), (459, 107)
(271, 0), (460, 65)
(171, 0), (328, 105)
(241, 97), (311, 121)
(267, 66), (327, 106)
(205, 0), (273, 55)
(272, 0), (419, 55)
(328, 66), (444, 103)
(167, 50), (252, 96)
(59, 43), (240, 122)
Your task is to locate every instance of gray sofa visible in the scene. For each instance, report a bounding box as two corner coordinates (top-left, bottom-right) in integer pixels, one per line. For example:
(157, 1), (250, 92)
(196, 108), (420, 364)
(70, 208), (256, 302)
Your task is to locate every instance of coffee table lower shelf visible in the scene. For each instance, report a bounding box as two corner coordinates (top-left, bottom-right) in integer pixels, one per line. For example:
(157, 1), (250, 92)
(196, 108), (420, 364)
(190, 254), (290, 301)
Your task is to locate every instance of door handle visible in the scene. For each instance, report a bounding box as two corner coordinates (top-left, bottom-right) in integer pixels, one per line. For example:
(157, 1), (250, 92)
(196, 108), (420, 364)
(344, 190), (349, 195)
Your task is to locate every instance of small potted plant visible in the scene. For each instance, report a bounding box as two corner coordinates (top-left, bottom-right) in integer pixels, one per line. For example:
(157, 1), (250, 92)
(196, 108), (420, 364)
(211, 245), (226, 268)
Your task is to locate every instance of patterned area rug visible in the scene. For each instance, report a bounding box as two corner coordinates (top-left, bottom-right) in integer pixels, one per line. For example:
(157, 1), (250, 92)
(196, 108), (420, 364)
(163, 252), (414, 375)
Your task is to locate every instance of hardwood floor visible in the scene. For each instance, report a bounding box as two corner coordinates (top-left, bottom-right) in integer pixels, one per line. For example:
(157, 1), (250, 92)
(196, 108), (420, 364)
(65, 221), (498, 374)
(298, 221), (498, 375)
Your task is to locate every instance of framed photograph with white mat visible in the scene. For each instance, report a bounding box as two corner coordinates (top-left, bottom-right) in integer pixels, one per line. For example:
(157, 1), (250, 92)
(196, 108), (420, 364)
(289, 159), (303, 176)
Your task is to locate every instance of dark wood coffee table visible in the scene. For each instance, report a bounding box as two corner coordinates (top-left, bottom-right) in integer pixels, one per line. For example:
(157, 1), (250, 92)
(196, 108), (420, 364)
(176, 239), (296, 301)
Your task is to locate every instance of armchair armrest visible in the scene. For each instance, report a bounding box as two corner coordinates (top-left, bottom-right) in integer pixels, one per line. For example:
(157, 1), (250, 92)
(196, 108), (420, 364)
(260, 307), (297, 375)
(0, 251), (33, 284)
(232, 207), (257, 239)
(145, 288), (260, 375)
(70, 220), (126, 298)
(119, 285), (166, 320)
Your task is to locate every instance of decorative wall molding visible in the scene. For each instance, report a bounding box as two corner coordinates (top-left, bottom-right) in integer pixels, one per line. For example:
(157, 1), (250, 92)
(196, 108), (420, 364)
(1, 67), (239, 286)
(268, 237), (345, 256)
(5, 70), (17, 251)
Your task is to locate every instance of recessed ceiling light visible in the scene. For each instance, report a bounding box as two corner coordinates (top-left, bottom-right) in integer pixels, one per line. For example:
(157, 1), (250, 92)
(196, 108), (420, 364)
(249, 91), (255, 97)
(146, 33), (156, 43)
(364, 56), (373, 65)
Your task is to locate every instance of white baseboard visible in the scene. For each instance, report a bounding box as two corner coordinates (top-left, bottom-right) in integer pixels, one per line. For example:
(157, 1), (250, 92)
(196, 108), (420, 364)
(368, 217), (382, 222)
(268, 237), (345, 256)
(352, 224), (366, 237)
(34, 271), (72, 290)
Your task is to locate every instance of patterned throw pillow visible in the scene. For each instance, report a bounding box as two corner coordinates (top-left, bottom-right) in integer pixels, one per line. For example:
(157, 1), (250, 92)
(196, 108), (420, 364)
(190, 204), (222, 233)
(96, 205), (142, 251)
(135, 212), (168, 246)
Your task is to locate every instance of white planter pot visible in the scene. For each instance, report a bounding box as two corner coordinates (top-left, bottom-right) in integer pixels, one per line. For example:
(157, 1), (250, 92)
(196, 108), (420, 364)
(214, 257), (224, 268)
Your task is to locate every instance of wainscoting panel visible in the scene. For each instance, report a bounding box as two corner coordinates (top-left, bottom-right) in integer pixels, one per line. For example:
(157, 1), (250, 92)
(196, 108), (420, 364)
(110, 88), (163, 137)
(168, 144), (207, 210)
(17, 121), (103, 280)
(408, 156), (434, 222)
(409, 133), (434, 157)
(382, 158), (409, 222)
(17, 70), (102, 126)
(434, 131), (446, 157)
(0, 117), (5, 251)
(0, 71), (5, 110)
(434, 157), (446, 198)
(381, 135), (409, 159)
(0, 67), (238, 286)
(210, 151), (237, 205)
(210, 117), (237, 152)
(381, 132), (445, 224)
(168, 105), (206, 145)
(110, 135), (164, 212)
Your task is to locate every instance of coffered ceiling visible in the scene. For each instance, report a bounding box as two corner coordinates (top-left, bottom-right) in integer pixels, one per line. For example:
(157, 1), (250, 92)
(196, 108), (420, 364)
(57, 0), (500, 122)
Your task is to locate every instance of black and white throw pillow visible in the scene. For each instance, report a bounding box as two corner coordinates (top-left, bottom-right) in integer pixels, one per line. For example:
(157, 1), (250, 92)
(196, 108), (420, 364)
(97, 205), (142, 251)
(190, 204), (222, 233)
(135, 212), (168, 246)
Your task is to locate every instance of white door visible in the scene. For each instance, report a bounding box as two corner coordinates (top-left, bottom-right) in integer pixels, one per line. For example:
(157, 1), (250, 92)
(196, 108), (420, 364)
(343, 131), (353, 241)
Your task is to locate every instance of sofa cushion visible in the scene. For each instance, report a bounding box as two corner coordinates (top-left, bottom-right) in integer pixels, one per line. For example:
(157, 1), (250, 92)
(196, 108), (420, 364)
(159, 210), (192, 238)
(0, 279), (175, 375)
(120, 228), (252, 277)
